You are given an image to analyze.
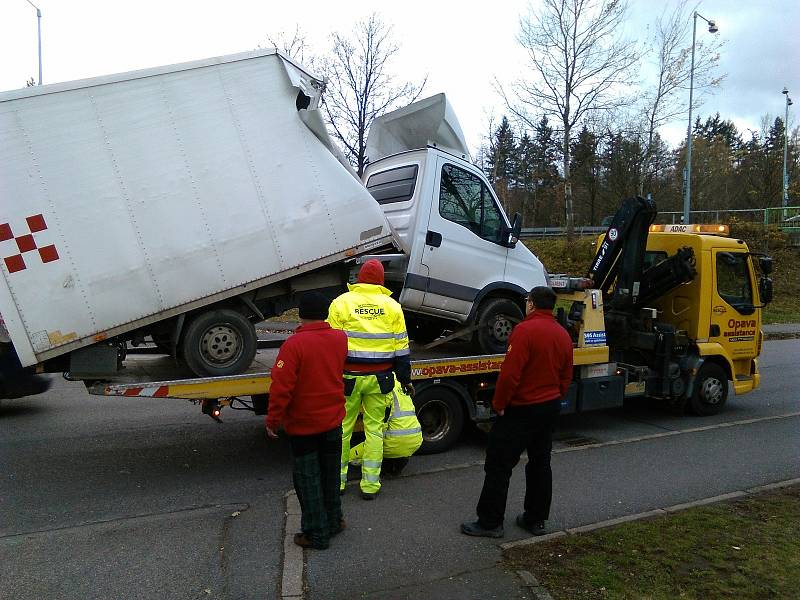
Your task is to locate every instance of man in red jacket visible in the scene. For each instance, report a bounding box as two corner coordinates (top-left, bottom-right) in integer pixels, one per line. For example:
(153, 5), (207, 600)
(461, 286), (573, 538)
(266, 291), (348, 550)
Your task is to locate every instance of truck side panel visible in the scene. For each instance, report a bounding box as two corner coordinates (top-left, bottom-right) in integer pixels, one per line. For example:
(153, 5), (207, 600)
(0, 51), (391, 367)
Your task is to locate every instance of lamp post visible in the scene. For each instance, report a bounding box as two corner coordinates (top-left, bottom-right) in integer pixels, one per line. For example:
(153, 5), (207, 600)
(783, 87), (793, 208)
(683, 11), (719, 224)
(24, 0), (42, 85)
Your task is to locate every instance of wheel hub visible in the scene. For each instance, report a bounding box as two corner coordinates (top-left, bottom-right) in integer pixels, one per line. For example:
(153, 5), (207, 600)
(490, 316), (513, 342)
(700, 377), (724, 404)
(199, 325), (243, 366)
(417, 399), (451, 442)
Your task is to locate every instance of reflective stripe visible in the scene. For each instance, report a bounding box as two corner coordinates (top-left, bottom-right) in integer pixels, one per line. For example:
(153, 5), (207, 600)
(345, 330), (397, 340)
(392, 410), (417, 418)
(348, 349), (397, 359)
(363, 473), (381, 482)
(385, 427), (422, 436)
(395, 332), (408, 340)
(392, 391), (401, 412)
(362, 460), (382, 469)
(395, 348), (410, 356)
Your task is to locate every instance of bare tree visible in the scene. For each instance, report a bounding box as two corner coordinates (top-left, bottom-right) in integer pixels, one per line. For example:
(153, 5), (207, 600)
(500, 0), (639, 233)
(322, 14), (426, 176)
(637, 0), (725, 194)
(266, 25), (312, 64)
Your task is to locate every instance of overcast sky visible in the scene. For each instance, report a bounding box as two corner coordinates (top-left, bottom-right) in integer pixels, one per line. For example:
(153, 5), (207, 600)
(1, 0), (797, 153)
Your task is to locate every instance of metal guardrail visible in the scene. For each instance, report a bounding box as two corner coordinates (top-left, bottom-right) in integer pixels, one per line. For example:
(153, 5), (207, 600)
(520, 226), (605, 238)
(521, 206), (800, 238)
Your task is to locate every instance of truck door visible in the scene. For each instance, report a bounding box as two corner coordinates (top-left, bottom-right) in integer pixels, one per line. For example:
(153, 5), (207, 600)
(711, 250), (760, 362)
(419, 159), (510, 315)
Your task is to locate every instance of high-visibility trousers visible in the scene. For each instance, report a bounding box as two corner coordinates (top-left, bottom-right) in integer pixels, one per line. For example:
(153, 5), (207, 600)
(341, 374), (393, 494)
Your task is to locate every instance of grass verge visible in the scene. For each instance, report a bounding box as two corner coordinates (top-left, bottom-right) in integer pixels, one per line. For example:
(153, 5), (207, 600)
(503, 485), (800, 599)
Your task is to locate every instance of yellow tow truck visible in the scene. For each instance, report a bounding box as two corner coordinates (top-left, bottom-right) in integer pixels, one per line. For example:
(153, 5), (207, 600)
(89, 197), (773, 454)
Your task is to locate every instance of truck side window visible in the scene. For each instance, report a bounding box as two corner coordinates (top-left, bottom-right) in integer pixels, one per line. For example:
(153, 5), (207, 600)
(366, 165), (419, 204)
(438, 164), (504, 243)
(716, 252), (753, 307)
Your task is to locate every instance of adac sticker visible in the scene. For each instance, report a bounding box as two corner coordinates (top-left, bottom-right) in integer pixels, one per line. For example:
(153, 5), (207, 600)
(584, 330), (606, 345)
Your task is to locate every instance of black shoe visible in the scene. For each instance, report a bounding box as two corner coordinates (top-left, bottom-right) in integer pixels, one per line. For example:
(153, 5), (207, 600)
(516, 515), (547, 536)
(460, 520), (504, 538)
(361, 491), (378, 501)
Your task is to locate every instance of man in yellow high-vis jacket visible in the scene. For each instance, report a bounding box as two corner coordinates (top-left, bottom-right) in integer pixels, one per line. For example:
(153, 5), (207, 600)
(328, 259), (414, 500)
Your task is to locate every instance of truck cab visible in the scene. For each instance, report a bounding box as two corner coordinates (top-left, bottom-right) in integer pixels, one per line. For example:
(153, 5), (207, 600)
(362, 95), (547, 353)
(645, 227), (771, 397)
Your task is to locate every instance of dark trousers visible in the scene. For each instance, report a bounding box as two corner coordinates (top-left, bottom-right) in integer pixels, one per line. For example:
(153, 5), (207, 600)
(289, 426), (343, 549)
(476, 401), (559, 528)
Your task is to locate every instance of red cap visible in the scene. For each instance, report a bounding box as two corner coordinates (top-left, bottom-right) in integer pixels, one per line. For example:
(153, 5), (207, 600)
(357, 259), (384, 285)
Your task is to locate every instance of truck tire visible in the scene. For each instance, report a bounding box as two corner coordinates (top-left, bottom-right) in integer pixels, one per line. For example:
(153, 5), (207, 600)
(180, 309), (257, 377)
(689, 362), (729, 416)
(473, 298), (523, 355)
(414, 386), (464, 454)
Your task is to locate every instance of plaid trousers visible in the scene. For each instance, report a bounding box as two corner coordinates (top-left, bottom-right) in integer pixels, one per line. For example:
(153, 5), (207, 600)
(289, 426), (343, 549)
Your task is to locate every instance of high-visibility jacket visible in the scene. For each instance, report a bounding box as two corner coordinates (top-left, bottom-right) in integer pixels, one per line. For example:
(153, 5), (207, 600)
(328, 283), (411, 384)
(349, 383), (422, 461)
(383, 385), (423, 458)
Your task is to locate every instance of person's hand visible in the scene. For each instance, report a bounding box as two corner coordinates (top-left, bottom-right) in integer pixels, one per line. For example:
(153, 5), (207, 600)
(496, 409), (505, 417)
(265, 426), (278, 439)
(402, 382), (415, 398)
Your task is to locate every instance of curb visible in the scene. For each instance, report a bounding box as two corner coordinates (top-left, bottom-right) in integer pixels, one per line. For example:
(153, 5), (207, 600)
(500, 476), (800, 553)
(280, 491), (304, 600)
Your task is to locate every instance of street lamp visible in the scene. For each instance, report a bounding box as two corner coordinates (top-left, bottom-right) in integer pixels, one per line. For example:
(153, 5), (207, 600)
(783, 87), (793, 208)
(683, 12), (719, 224)
(24, 0), (42, 85)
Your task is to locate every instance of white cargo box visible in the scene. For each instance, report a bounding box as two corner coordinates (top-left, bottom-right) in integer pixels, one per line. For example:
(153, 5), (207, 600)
(0, 49), (393, 368)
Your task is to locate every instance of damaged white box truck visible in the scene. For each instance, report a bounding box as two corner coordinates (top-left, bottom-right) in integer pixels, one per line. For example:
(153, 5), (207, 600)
(0, 49), (546, 385)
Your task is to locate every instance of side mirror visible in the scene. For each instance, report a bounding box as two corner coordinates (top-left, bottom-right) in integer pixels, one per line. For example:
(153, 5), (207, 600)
(505, 213), (522, 248)
(759, 256), (773, 275)
(759, 277), (773, 305)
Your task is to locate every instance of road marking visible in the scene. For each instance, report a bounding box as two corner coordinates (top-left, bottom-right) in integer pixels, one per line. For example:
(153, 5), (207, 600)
(0, 502), (248, 541)
(552, 410), (800, 455)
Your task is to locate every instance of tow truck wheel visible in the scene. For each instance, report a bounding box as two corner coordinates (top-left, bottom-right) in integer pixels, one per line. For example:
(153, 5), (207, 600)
(180, 309), (257, 377)
(414, 387), (464, 454)
(473, 298), (523, 355)
(689, 362), (729, 416)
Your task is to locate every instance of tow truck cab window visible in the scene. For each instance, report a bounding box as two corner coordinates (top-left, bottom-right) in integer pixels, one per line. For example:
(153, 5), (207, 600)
(438, 164), (504, 244)
(643, 251), (668, 271)
(716, 252), (753, 308)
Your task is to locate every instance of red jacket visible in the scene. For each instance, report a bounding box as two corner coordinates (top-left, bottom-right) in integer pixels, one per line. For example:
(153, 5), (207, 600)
(265, 322), (348, 435)
(492, 310), (573, 412)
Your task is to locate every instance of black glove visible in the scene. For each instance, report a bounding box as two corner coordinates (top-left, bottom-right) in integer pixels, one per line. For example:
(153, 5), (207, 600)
(402, 382), (415, 398)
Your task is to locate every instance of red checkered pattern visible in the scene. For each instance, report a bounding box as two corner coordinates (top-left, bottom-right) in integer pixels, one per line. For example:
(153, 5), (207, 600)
(1, 214), (60, 274)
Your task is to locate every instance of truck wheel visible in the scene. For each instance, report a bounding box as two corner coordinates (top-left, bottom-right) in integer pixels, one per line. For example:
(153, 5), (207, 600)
(414, 387), (464, 454)
(180, 309), (257, 377)
(473, 298), (523, 355)
(689, 362), (729, 416)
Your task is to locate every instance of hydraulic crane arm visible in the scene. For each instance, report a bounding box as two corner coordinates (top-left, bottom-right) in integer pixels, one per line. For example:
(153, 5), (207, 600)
(588, 196), (696, 312)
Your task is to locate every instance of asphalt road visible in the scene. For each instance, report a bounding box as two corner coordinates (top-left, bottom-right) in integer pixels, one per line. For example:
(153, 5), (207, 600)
(2, 339), (799, 599)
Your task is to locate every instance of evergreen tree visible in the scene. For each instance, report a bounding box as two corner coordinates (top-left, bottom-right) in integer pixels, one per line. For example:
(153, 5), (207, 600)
(485, 117), (518, 215)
